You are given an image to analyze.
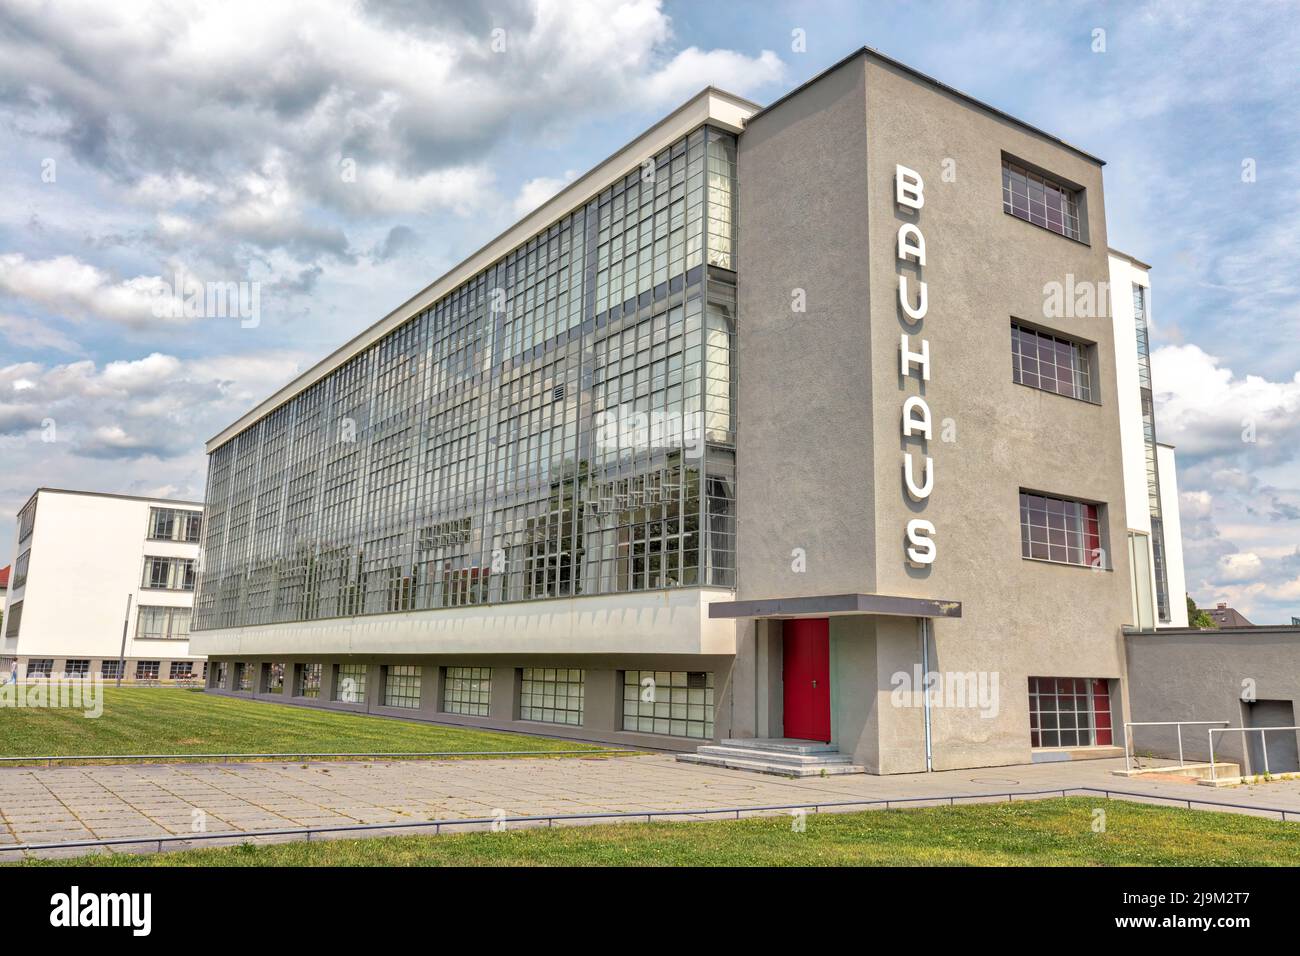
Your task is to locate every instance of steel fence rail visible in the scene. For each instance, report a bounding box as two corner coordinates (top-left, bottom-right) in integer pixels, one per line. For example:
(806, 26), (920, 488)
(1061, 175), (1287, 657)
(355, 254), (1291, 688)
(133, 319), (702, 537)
(0, 785), (1294, 857)
(1123, 720), (1228, 771)
(0, 749), (639, 767)
(1209, 725), (1300, 781)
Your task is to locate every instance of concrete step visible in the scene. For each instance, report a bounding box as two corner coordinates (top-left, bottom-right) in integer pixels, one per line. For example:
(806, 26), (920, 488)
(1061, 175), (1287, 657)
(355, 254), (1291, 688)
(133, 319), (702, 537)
(694, 744), (855, 767)
(1113, 761), (1240, 781)
(677, 752), (866, 777)
(720, 737), (840, 756)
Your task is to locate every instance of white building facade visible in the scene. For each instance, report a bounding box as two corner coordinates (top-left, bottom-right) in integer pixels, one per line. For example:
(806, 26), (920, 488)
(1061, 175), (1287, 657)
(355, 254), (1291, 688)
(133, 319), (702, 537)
(1109, 251), (1189, 629)
(2, 489), (206, 682)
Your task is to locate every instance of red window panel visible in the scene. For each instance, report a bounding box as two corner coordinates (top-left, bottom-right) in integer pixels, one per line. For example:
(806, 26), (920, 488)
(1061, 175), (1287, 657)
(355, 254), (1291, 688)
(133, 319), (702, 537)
(1083, 503), (1101, 565)
(1091, 678), (1113, 745)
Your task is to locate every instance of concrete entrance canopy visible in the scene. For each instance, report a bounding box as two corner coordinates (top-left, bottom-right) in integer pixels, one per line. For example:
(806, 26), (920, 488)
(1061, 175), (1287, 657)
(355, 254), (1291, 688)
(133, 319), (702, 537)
(707, 593), (962, 620)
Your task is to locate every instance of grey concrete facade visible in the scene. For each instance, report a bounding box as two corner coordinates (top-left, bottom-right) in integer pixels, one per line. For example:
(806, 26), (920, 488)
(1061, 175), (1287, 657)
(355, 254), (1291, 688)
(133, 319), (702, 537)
(1126, 626), (1300, 774)
(734, 51), (1134, 772)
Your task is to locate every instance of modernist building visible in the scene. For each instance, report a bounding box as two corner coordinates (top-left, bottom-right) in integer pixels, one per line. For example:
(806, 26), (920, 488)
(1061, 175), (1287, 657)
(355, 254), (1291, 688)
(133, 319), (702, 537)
(2, 489), (206, 682)
(193, 48), (1187, 773)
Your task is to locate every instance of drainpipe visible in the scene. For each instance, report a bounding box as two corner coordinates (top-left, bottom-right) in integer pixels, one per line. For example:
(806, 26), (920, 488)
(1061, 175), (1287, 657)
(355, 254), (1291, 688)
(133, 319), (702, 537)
(920, 617), (934, 772)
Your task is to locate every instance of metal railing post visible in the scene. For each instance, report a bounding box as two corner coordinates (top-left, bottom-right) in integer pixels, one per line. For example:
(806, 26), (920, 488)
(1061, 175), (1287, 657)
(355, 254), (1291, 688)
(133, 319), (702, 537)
(1177, 724), (1184, 768)
(1262, 729), (1270, 776)
(1209, 729), (1217, 782)
(1125, 723), (1132, 772)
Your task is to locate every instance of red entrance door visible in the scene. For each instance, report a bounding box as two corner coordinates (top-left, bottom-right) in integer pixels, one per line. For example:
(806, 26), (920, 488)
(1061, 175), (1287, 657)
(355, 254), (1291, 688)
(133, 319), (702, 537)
(783, 618), (831, 741)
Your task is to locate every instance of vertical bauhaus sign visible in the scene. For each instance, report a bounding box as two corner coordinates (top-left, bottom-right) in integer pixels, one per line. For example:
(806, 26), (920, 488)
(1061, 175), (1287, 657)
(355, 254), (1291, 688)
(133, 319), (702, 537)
(896, 164), (936, 568)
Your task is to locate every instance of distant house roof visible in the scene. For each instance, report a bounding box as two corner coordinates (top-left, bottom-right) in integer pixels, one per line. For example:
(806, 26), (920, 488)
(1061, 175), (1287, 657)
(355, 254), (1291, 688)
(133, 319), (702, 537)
(1207, 603), (1253, 628)
(0, 565), (9, 589)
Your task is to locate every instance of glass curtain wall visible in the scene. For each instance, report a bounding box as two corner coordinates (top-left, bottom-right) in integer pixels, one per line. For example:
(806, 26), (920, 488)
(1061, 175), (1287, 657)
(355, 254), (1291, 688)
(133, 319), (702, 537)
(196, 127), (737, 630)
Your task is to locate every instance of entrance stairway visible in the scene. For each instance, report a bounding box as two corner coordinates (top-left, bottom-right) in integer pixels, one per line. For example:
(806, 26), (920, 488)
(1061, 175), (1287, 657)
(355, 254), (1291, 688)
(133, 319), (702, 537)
(676, 738), (866, 777)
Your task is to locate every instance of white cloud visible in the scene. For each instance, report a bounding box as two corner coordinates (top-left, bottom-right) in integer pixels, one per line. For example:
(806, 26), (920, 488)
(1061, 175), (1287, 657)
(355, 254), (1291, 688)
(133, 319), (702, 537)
(0, 253), (173, 328)
(639, 46), (783, 105)
(1216, 552), (1263, 582)
(0, 350), (306, 455)
(0, 312), (84, 354)
(513, 171), (578, 217)
(1152, 344), (1300, 465)
(1179, 489), (1213, 519)
(0, 0), (785, 225)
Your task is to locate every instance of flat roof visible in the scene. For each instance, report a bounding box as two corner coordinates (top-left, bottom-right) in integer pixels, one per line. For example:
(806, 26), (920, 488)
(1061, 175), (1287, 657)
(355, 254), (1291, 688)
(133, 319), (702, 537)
(708, 593), (963, 620)
(750, 46), (1105, 166)
(205, 87), (759, 452)
(21, 487), (205, 514)
(1108, 247), (1153, 270)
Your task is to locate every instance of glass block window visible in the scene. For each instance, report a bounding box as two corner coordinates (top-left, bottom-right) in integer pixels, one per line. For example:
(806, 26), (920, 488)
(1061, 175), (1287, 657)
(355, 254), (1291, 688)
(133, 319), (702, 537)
(336, 664), (367, 703)
(64, 659), (90, 678)
(1011, 324), (1093, 401)
(297, 663), (322, 698)
(27, 658), (52, 677)
(1029, 677), (1113, 747)
(264, 662), (284, 694)
(1002, 158), (1082, 240)
(622, 670), (714, 738)
(235, 662), (253, 692)
(169, 661), (194, 680)
(135, 660), (161, 681)
(442, 666), (492, 717)
(102, 659), (123, 680)
(1020, 492), (1103, 568)
(384, 665), (422, 709)
(519, 668), (584, 725)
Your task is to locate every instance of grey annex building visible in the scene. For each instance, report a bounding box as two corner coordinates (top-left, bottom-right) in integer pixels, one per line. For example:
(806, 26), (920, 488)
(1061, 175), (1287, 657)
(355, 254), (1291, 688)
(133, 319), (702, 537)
(192, 48), (1189, 774)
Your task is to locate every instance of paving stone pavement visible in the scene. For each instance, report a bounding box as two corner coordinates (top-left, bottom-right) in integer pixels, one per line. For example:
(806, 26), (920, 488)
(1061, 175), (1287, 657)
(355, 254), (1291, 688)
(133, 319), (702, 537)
(3, 753), (1299, 859)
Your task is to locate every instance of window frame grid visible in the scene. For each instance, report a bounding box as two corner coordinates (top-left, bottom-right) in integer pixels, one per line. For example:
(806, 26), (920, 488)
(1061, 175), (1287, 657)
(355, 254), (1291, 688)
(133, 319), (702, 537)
(1028, 676), (1113, 748)
(519, 667), (584, 725)
(193, 129), (738, 632)
(442, 666), (492, 716)
(1019, 492), (1103, 568)
(1010, 323), (1094, 403)
(383, 664), (422, 709)
(621, 670), (714, 738)
(1001, 158), (1083, 241)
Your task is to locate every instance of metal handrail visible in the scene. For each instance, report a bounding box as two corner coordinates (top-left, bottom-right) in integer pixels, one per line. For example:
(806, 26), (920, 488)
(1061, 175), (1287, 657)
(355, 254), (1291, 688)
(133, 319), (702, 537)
(1123, 720), (1228, 771)
(0, 785), (1294, 858)
(1209, 725), (1300, 781)
(0, 749), (638, 768)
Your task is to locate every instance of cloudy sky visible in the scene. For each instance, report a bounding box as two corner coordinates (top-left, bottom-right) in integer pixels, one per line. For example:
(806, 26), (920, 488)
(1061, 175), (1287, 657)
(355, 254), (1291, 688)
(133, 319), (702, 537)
(0, 0), (1296, 622)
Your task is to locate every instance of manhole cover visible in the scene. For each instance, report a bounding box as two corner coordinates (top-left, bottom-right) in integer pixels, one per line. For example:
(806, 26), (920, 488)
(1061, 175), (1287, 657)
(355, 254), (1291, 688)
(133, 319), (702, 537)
(968, 776), (1021, 786)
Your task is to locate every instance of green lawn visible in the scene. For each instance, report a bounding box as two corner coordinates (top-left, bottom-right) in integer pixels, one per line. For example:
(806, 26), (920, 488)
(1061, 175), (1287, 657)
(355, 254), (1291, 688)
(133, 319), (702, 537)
(0, 687), (607, 762)
(26, 798), (1300, 867)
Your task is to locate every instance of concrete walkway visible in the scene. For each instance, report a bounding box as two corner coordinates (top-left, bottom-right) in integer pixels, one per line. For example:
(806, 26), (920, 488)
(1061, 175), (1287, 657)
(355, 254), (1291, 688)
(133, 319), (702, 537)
(2, 753), (1299, 859)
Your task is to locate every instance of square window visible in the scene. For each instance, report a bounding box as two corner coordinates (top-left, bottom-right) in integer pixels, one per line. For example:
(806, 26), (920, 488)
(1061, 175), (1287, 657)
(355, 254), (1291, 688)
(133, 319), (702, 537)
(1028, 676), (1113, 748)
